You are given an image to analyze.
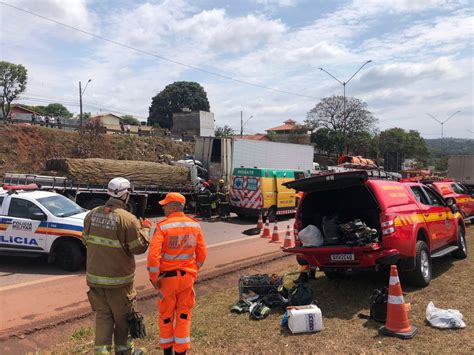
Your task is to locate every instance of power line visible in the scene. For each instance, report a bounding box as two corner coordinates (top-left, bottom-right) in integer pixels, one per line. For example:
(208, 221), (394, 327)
(1, 1), (318, 100)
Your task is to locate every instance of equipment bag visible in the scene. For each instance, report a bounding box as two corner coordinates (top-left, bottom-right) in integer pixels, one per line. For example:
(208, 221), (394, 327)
(127, 310), (147, 339)
(288, 283), (314, 307)
(369, 287), (388, 323)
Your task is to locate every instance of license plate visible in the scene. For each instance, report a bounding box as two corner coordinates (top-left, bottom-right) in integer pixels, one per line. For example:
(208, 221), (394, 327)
(330, 253), (355, 261)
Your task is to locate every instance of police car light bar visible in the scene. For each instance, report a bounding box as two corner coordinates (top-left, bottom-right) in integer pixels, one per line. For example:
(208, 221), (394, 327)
(2, 183), (39, 192)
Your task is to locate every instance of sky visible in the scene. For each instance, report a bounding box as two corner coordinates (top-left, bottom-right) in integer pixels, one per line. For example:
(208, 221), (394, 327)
(1, 0), (473, 138)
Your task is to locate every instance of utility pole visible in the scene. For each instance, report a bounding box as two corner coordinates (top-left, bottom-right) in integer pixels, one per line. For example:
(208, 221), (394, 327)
(79, 81), (83, 127)
(240, 110), (243, 137)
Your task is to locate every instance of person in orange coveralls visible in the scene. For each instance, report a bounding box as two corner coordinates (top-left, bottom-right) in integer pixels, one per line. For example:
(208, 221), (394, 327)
(147, 193), (207, 355)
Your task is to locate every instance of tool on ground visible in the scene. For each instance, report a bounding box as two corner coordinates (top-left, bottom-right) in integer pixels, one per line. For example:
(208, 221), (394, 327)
(379, 265), (417, 339)
(261, 221), (271, 238)
(281, 225), (294, 248)
(269, 222), (281, 243)
(288, 304), (323, 334)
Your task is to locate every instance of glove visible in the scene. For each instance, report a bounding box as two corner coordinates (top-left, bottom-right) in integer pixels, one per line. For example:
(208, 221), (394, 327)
(140, 218), (152, 228)
(127, 310), (147, 339)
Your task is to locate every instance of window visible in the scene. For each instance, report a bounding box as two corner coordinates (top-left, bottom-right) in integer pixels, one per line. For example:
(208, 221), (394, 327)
(294, 171), (306, 180)
(410, 186), (429, 205)
(8, 198), (46, 220)
(246, 178), (258, 191)
(0, 196), (4, 209)
(37, 195), (83, 217)
(233, 177), (244, 190)
(451, 183), (467, 194)
(422, 187), (444, 206)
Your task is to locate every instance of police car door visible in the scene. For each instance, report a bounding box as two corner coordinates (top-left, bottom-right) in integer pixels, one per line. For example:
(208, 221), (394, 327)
(2, 197), (48, 251)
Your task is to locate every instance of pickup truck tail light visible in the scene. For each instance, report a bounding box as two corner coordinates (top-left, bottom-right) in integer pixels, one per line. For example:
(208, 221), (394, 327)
(381, 219), (395, 236)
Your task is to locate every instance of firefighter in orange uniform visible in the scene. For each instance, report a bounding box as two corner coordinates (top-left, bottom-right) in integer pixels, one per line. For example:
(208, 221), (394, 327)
(147, 193), (207, 355)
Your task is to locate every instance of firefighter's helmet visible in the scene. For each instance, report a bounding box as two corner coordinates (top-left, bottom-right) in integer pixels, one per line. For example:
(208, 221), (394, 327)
(107, 177), (132, 198)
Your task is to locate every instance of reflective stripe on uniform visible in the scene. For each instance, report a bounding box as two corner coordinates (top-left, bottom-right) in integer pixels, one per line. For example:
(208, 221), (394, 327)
(175, 336), (190, 344)
(160, 222), (200, 230)
(162, 253), (194, 261)
(147, 266), (159, 273)
(388, 295), (405, 304)
(87, 235), (122, 248)
(160, 336), (174, 344)
(87, 272), (134, 286)
(128, 238), (144, 249)
(94, 345), (112, 354)
(196, 261), (204, 268)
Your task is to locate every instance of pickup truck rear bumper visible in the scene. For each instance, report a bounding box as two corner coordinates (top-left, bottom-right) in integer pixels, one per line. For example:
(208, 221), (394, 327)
(286, 244), (400, 269)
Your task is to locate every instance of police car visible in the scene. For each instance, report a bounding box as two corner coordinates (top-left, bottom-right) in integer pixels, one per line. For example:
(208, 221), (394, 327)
(0, 184), (87, 271)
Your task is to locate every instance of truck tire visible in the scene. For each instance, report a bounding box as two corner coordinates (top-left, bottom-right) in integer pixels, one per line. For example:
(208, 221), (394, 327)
(452, 226), (468, 259)
(84, 198), (107, 210)
(267, 206), (277, 223)
(55, 240), (84, 271)
(406, 241), (431, 287)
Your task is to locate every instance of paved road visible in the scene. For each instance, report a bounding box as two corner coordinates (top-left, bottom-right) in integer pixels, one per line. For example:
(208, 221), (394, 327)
(0, 215), (294, 336)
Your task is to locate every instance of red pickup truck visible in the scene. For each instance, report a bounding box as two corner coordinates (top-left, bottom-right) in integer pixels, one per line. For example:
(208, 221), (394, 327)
(430, 180), (474, 222)
(284, 171), (467, 287)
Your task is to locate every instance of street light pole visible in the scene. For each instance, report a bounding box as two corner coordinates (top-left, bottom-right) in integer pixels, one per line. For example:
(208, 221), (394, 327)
(426, 111), (461, 139)
(240, 112), (254, 137)
(318, 60), (372, 153)
(79, 79), (92, 127)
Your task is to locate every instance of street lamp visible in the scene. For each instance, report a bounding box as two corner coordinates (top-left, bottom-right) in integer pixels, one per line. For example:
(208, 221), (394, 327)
(240, 111), (254, 137)
(426, 111), (460, 139)
(318, 60), (372, 151)
(79, 79), (92, 127)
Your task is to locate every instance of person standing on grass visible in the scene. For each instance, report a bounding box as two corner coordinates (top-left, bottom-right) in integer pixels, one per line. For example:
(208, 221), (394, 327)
(148, 193), (207, 355)
(83, 177), (151, 355)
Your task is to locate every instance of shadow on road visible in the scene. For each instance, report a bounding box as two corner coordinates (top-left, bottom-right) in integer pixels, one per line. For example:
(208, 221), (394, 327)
(0, 255), (85, 277)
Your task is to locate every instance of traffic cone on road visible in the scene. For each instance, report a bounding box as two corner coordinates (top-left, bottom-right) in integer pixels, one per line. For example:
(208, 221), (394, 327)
(260, 221), (271, 238)
(257, 212), (263, 230)
(281, 225), (294, 249)
(379, 265), (417, 339)
(269, 223), (281, 243)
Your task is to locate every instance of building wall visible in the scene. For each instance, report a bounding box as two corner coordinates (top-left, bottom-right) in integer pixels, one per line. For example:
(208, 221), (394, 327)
(271, 133), (310, 144)
(199, 111), (215, 137)
(98, 115), (120, 125)
(172, 111), (215, 137)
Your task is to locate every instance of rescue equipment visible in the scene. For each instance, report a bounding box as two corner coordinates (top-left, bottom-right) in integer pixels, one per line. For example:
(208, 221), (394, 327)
(288, 304), (323, 334)
(127, 310), (147, 339)
(379, 265), (417, 339)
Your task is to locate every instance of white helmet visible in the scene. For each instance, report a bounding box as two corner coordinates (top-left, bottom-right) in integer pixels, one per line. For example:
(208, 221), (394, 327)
(107, 177), (132, 198)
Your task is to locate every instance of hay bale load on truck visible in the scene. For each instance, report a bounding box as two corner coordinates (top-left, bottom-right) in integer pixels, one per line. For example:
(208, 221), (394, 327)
(3, 158), (199, 216)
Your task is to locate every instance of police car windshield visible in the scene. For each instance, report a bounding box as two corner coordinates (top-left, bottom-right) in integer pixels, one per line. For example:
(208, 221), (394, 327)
(37, 195), (84, 217)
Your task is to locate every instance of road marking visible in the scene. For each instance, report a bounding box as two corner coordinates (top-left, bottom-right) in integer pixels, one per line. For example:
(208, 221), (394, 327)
(0, 236), (263, 291)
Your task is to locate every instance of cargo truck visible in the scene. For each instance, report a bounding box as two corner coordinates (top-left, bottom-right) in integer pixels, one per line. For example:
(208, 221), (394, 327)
(448, 155), (474, 191)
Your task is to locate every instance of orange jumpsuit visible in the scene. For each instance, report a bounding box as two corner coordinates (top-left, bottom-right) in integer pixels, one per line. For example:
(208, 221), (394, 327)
(147, 212), (207, 353)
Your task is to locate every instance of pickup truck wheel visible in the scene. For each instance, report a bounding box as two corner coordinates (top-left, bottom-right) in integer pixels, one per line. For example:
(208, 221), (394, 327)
(56, 240), (84, 271)
(406, 241), (431, 287)
(452, 227), (468, 259)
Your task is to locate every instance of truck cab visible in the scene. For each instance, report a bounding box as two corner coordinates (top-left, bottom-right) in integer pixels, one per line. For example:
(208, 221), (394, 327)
(284, 171), (467, 287)
(430, 180), (474, 222)
(0, 185), (87, 271)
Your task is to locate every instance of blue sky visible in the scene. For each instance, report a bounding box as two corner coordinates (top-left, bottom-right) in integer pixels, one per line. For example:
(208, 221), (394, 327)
(1, 0), (473, 138)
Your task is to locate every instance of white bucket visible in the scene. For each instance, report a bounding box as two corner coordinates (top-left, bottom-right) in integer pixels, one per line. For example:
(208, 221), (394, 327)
(288, 304), (323, 334)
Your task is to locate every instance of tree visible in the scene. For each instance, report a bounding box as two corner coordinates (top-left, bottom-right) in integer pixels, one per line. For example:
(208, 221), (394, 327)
(148, 81), (210, 129)
(44, 103), (73, 118)
(215, 125), (235, 137)
(0, 61), (27, 119)
(378, 128), (430, 166)
(121, 114), (140, 126)
(305, 95), (377, 154)
(311, 128), (343, 157)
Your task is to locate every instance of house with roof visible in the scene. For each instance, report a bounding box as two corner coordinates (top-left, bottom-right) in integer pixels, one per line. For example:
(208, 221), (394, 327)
(0, 105), (40, 121)
(90, 112), (122, 126)
(265, 119), (310, 144)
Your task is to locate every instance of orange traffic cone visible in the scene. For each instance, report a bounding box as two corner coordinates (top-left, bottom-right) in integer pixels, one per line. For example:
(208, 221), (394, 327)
(281, 225), (294, 248)
(257, 212), (263, 230)
(261, 221), (271, 238)
(269, 223), (281, 243)
(379, 265), (417, 339)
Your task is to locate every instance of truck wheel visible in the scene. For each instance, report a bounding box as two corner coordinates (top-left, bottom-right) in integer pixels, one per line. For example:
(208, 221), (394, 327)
(406, 241), (431, 287)
(55, 240), (84, 271)
(452, 226), (468, 259)
(84, 198), (107, 210)
(267, 206), (277, 223)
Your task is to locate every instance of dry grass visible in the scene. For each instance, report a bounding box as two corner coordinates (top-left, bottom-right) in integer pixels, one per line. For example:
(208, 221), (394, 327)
(49, 227), (474, 354)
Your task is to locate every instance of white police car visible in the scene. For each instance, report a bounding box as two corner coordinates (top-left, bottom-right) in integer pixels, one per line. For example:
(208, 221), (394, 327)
(0, 185), (87, 271)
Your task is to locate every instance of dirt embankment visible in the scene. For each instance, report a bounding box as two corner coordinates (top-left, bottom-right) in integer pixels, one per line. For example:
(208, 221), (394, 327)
(0, 125), (193, 178)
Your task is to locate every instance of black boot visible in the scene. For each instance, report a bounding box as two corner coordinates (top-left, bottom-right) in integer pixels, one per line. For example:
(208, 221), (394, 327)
(163, 347), (173, 355)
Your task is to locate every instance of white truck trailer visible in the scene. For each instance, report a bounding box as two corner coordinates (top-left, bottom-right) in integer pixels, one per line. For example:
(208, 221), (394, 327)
(194, 137), (314, 182)
(448, 155), (474, 190)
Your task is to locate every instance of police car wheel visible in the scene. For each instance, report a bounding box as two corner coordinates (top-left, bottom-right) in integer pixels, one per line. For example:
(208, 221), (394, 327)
(56, 240), (84, 271)
(452, 226), (468, 259)
(406, 241), (431, 287)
